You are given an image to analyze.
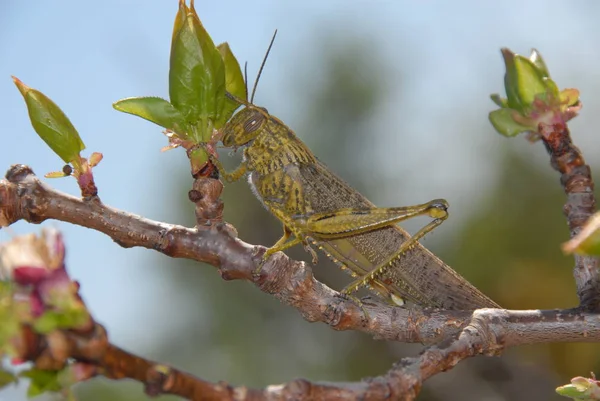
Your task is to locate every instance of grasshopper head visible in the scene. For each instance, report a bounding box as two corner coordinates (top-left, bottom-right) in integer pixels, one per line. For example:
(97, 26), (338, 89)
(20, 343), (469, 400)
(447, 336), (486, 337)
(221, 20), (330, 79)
(221, 105), (269, 148)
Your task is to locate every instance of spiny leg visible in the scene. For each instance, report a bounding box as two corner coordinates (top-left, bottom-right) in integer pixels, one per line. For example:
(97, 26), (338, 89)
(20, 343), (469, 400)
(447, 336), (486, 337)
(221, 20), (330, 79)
(341, 208), (448, 296)
(305, 199), (448, 238)
(298, 198), (448, 306)
(335, 291), (371, 321)
(303, 242), (319, 265)
(210, 155), (247, 183)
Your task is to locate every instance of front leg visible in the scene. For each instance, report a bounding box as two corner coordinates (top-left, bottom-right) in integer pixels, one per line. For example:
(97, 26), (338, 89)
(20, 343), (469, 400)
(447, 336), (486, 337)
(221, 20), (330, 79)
(255, 225), (302, 275)
(263, 225), (299, 259)
(257, 225), (319, 275)
(210, 155), (247, 183)
(261, 226), (318, 263)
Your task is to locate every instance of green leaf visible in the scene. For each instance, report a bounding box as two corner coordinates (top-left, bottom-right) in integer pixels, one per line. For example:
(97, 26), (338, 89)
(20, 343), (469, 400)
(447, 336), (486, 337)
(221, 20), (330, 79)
(12, 77), (85, 163)
(0, 312), (20, 357)
(188, 146), (210, 176)
(513, 55), (547, 106)
(529, 48), (550, 78)
(556, 376), (600, 400)
(169, 0), (225, 140)
(490, 93), (508, 108)
(488, 108), (532, 137)
(217, 42), (246, 127)
(544, 77), (560, 100)
(33, 308), (90, 334)
(21, 369), (63, 397)
(0, 369), (17, 389)
(171, 0), (187, 48)
(501, 48), (555, 111)
(0, 283), (20, 357)
(556, 383), (586, 399)
(113, 97), (189, 136)
(562, 212), (600, 256)
(560, 88), (581, 107)
(501, 48), (523, 111)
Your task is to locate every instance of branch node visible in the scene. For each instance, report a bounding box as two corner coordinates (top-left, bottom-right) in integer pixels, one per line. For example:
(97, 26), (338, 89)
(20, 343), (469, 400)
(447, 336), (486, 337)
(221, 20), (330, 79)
(6, 164), (35, 183)
(145, 364), (175, 396)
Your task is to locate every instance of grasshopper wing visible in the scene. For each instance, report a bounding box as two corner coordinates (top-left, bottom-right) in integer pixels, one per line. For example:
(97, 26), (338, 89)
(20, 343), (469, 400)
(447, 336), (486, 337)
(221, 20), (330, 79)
(297, 162), (499, 310)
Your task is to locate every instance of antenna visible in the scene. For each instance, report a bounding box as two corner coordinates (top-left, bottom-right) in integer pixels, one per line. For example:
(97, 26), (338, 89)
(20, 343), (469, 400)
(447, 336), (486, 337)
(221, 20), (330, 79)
(243, 61), (248, 100)
(226, 91), (251, 107)
(250, 29), (277, 103)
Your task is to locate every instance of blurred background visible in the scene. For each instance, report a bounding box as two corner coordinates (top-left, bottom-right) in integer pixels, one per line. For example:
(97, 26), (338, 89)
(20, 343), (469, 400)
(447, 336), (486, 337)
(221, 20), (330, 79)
(1, 1), (600, 400)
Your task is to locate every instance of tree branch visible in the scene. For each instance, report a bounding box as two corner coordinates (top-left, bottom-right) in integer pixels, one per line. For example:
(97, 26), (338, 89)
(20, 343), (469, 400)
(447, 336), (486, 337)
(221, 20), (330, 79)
(0, 164), (473, 344)
(2, 151), (600, 400)
(1, 164), (598, 345)
(17, 308), (600, 401)
(538, 122), (600, 309)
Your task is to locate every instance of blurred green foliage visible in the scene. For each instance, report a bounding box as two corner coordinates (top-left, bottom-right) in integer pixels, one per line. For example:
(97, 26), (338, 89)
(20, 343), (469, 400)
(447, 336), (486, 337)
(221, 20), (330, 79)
(441, 149), (600, 384)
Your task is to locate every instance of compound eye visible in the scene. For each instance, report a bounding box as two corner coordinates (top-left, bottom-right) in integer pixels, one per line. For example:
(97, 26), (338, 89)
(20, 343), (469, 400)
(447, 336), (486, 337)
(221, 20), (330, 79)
(243, 112), (265, 133)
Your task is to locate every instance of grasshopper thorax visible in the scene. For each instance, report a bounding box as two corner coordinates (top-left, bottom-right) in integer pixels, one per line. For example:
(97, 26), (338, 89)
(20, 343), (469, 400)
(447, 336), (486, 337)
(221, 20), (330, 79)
(221, 104), (270, 148)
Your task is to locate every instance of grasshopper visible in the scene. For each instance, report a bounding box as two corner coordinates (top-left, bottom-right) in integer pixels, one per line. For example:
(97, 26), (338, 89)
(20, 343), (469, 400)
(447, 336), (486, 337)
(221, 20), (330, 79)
(211, 93), (499, 310)
(210, 33), (498, 309)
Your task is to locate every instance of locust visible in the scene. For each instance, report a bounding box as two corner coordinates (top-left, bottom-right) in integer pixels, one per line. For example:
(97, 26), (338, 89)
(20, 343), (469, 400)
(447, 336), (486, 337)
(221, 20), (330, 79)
(210, 96), (499, 310)
(210, 36), (498, 309)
